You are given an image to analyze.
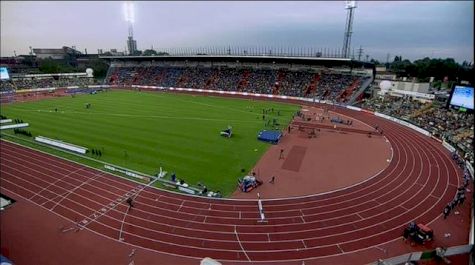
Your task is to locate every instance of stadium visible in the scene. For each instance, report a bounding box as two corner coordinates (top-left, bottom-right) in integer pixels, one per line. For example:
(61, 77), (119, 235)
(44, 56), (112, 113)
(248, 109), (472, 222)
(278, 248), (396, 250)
(0, 1), (474, 265)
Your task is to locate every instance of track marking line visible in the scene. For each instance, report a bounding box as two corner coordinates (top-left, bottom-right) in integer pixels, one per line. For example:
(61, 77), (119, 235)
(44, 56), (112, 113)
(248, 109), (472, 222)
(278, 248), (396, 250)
(375, 245), (387, 254)
(355, 212), (364, 220)
(336, 244), (345, 254)
(81, 179), (158, 232)
(0, 138), (439, 233)
(372, 199), (381, 205)
(267, 233), (271, 242)
(234, 226), (251, 262)
(301, 240), (307, 249)
(118, 206), (131, 241)
(177, 201), (185, 212)
(50, 173), (102, 211)
(29, 168), (84, 201)
(300, 216), (306, 223)
(0, 129), (461, 260)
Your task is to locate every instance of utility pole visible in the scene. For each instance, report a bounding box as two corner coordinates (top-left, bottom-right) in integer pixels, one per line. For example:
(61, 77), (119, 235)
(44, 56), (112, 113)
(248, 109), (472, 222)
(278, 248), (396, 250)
(357, 46), (363, 61)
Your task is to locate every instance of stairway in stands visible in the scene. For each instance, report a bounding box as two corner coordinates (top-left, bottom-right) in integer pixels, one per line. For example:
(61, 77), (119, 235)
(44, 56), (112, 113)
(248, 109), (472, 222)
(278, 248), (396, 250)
(338, 78), (360, 103)
(237, 70), (250, 92)
(304, 73), (321, 97)
(204, 69), (219, 90)
(176, 70), (190, 88)
(272, 70), (286, 95)
(154, 68), (167, 86)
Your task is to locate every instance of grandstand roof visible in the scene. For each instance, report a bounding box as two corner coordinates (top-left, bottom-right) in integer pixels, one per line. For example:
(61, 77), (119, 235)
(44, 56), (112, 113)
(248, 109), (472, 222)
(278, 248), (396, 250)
(99, 55), (374, 69)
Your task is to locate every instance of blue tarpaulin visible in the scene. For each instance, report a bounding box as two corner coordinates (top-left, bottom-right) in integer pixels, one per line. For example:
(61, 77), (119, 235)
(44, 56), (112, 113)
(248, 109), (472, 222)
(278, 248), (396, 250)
(257, 130), (282, 144)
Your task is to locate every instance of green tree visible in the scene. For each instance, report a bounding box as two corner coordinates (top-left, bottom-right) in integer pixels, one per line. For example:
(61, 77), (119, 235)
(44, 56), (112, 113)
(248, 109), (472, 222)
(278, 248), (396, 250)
(132, 50), (143, 56)
(38, 58), (76, 73)
(79, 58), (109, 79)
(370, 58), (380, 65)
(143, 49), (158, 56)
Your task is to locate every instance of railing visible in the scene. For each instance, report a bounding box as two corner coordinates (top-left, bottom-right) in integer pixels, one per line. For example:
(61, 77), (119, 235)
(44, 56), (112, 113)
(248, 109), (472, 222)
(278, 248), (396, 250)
(153, 46), (356, 59)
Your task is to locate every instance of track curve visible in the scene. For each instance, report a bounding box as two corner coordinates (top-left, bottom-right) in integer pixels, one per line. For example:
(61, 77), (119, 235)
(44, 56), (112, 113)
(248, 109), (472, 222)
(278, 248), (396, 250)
(0, 104), (461, 264)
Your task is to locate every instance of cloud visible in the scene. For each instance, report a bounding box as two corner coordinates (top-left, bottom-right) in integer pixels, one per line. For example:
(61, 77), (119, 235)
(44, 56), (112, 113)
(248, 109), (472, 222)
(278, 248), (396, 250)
(0, 1), (473, 62)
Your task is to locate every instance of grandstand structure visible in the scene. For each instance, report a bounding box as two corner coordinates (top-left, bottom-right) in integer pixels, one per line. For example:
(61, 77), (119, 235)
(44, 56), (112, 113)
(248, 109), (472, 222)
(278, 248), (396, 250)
(101, 55), (375, 105)
(11, 72), (94, 90)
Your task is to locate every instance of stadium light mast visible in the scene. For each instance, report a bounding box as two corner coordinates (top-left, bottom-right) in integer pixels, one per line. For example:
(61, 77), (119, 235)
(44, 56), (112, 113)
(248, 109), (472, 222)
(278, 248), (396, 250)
(342, 1), (357, 59)
(124, 1), (137, 55)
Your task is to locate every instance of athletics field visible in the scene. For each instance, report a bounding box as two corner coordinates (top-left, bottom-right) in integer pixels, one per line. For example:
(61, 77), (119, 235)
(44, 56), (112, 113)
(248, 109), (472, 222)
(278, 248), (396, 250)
(0, 90), (299, 196)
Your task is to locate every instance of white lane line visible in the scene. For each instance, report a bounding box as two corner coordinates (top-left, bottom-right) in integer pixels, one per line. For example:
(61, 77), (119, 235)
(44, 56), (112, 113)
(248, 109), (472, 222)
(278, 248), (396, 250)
(3, 140), (448, 239)
(29, 168), (84, 200)
(372, 199), (381, 205)
(234, 226), (251, 262)
(301, 240), (307, 249)
(88, 178), (158, 234)
(177, 201), (185, 212)
(1, 137), (444, 238)
(50, 173), (102, 211)
(0, 117), (464, 258)
(0, 129), (462, 246)
(119, 206), (131, 241)
(355, 212), (364, 220)
(337, 244), (345, 254)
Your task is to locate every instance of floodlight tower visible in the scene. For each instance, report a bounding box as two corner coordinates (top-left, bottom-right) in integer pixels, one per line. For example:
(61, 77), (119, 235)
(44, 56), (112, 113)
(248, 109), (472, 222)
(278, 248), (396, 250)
(342, 1), (357, 59)
(124, 1), (137, 55)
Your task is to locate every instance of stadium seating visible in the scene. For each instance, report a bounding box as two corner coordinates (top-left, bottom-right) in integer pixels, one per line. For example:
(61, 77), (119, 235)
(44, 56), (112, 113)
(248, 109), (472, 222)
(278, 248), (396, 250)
(104, 65), (365, 101)
(359, 95), (474, 164)
(0, 81), (16, 92)
(9, 76), (94, 90)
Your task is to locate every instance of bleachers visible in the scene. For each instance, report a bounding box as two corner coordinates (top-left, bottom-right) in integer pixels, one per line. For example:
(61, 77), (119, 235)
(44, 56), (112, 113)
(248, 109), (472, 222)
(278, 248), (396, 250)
(105, 65), (367, 101)
(359, 95), (474, 164)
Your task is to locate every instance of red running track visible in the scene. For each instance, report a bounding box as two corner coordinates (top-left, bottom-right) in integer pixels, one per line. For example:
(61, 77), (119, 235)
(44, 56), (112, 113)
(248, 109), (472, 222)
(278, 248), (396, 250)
(0, 107), (462, 264)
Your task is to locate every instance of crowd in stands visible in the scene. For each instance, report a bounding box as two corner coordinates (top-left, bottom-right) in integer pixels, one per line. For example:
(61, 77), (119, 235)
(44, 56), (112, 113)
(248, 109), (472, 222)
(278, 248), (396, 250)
(0, 81), (16, 92)
(106, 65), (366, 102)
(359, 95), (474, 164)
(0, 77), (97, 92)
(13, 77), (95, 90)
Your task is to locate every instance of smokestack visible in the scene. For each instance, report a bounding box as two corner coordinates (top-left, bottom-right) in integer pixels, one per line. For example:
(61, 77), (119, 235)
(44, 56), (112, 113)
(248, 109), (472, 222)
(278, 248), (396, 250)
(85, 48), (87, 55)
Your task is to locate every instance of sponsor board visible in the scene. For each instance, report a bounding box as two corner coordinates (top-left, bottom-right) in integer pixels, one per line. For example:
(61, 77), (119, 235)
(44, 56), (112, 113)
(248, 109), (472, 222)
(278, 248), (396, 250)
(104, 164), (150, 181)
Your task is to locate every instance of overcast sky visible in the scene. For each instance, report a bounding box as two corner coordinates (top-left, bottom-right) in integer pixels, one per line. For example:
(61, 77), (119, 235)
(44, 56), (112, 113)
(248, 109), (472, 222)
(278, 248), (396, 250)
(1, 1), (473, 63)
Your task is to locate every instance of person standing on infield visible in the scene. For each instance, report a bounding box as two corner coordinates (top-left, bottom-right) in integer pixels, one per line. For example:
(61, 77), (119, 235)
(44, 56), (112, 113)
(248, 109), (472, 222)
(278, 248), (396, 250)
(279, 149), (284, 159)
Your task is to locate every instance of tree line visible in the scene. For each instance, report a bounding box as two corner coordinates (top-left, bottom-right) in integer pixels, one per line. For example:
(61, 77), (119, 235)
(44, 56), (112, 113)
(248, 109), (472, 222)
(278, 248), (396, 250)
(371, 56), (474, 86)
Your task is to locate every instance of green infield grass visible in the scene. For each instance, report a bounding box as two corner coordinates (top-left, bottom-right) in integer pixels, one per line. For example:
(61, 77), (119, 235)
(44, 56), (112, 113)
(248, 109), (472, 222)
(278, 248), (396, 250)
(0, 90), (299, 196)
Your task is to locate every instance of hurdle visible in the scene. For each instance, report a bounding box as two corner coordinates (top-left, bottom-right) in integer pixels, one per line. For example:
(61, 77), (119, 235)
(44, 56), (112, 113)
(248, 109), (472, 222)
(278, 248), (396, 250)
(257, 193), (267, 223)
